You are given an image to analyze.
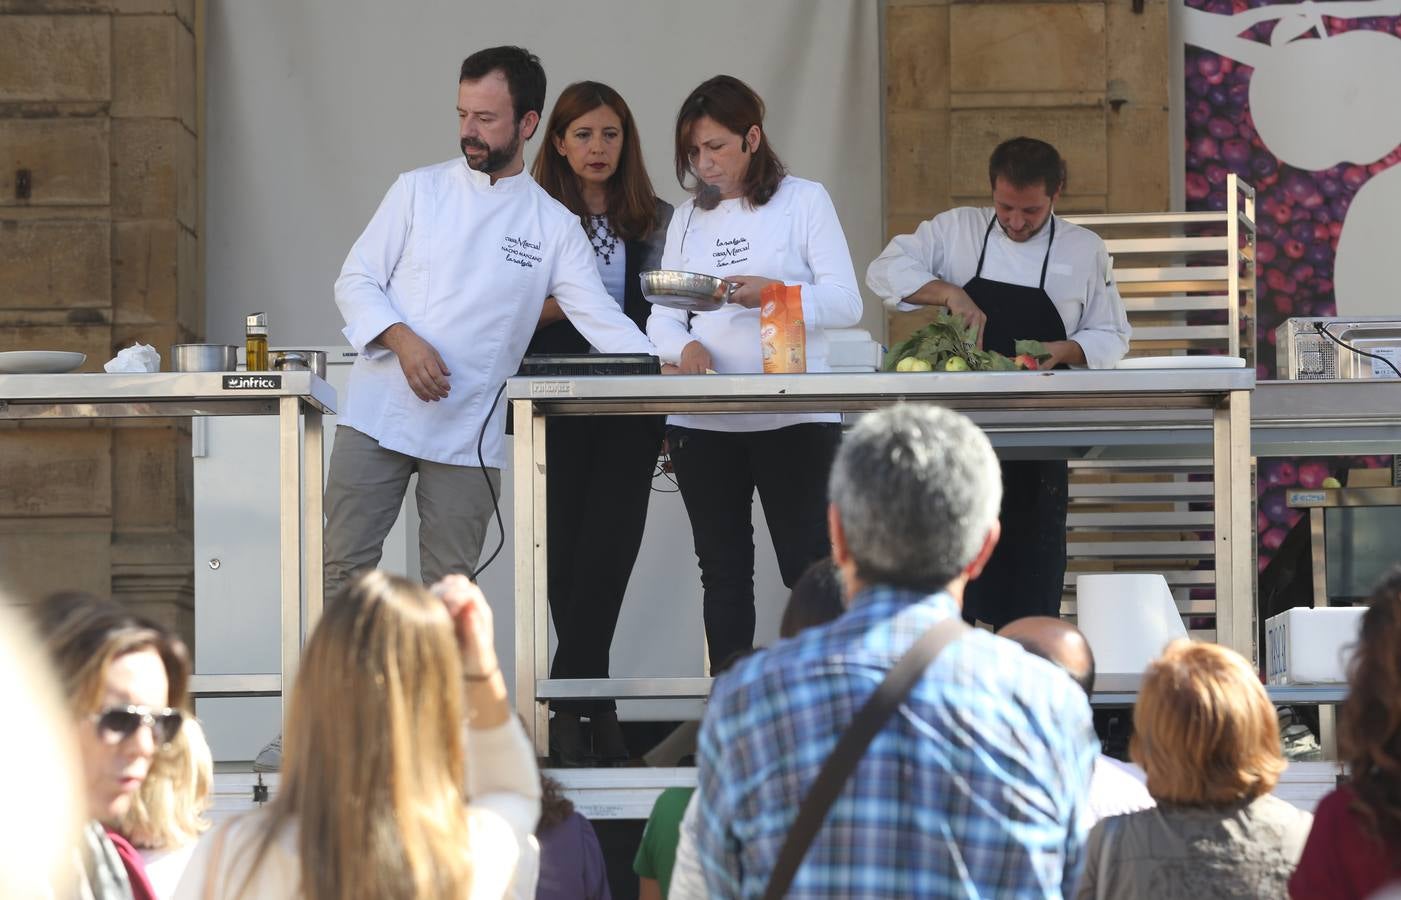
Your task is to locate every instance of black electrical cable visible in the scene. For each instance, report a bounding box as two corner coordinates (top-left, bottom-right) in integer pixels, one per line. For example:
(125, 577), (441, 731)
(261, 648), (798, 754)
(470, 380), (509, 580)
(650, 452), (681, 493)
(1315, 322), (1401, 380)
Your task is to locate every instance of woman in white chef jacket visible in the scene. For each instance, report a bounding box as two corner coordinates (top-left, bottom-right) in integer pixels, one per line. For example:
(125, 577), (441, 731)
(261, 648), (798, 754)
(647, 75), (863, 670)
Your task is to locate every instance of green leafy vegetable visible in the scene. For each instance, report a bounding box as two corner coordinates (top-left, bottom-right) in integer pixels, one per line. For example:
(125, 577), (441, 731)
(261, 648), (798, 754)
(884, 310), (1054, 373)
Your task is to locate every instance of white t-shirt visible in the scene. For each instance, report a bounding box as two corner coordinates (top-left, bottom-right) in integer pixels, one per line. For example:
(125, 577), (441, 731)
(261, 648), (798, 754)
(647, 175), (864, 432)
(1088, 754), (1156, 824)
(866, 206), (1131, 370)
(139, 841), (199, 900)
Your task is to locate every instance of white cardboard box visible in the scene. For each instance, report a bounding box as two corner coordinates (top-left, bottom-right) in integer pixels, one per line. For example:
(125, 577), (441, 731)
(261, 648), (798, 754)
(1265, 607), (1365, 685)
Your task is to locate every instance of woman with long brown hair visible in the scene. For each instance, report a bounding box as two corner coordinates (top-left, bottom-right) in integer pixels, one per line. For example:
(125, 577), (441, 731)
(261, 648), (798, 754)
(1290, 567), (1401, 898)
(528, 81), (672, 766)
(647, 75), (863, 670)
(175, 572), (540, 900)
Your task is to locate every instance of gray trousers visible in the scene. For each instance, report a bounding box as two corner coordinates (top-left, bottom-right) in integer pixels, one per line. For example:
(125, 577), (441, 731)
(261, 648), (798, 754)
(323, 425), (501, 598)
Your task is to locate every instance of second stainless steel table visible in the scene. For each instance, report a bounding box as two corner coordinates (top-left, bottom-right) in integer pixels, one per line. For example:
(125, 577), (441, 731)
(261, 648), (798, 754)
(0, 371), (335, 698)
(509, 369), (1255, 754)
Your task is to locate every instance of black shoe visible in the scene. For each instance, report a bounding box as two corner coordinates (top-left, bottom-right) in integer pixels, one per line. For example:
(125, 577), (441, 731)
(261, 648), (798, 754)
(550, 713), (588, 767)
(590, 710), (629, 764)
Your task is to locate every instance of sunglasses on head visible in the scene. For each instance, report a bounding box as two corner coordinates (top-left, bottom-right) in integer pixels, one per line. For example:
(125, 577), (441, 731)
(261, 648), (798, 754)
(90, 705), (184, 746)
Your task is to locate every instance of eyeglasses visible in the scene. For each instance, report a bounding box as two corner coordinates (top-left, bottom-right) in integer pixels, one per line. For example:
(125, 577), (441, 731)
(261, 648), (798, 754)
(90, 705), (184, 746)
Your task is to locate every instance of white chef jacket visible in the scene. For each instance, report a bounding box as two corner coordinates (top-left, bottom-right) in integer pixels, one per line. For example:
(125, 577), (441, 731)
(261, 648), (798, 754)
(647, 175), (863, 432)
(866, 207), (1131, 370)
(334, 159), (654, 468)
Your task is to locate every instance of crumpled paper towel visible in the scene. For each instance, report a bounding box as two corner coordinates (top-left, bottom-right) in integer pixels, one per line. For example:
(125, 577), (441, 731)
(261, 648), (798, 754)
(104, 343), (161, 373)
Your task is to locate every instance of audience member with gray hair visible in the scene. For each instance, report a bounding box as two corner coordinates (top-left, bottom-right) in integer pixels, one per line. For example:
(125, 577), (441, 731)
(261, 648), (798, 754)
(693, 404), (1098, 897)
(827, 402), (1002, 592)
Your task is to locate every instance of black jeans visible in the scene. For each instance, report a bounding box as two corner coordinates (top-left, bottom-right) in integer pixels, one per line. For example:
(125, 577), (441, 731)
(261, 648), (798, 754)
(667, 422), (841, 671)
(547, 414), (664, 715)
(962, 459), (1069, 629)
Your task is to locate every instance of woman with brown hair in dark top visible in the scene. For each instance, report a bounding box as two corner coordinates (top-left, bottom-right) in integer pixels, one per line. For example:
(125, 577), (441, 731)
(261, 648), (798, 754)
(529, 81), (672, 766)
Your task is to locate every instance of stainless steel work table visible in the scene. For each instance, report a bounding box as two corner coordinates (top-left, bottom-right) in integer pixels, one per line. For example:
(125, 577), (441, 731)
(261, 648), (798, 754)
(985, 379), (1401, 458)
(0, 371), (335, 699)
(509, 369), (1256, 753)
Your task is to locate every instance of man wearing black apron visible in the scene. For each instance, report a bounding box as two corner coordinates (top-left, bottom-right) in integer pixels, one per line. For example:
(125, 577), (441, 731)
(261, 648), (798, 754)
(865, 137), (1131, 628)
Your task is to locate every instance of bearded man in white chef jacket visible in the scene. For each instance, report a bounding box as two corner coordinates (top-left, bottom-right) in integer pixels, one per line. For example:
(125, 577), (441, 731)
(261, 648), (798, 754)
(866, 137), (1130, 630)
(327, 46), (655, 594)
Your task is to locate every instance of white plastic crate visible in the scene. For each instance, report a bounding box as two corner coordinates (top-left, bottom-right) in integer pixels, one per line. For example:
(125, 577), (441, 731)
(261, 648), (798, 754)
(1265, 607), (1365, 685)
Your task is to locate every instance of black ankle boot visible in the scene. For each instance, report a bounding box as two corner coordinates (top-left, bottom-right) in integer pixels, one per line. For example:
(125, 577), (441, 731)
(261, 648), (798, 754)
(589, 710), (629, 764)
(550, 713), (588, 767)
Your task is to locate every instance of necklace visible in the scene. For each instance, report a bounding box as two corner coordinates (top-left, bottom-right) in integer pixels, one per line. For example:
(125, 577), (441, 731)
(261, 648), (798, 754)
(585, 214), (618, 264)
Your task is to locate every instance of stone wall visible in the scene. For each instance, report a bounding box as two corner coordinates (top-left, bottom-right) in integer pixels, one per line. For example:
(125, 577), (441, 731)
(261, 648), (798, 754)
(883, 0), (1171, 339)
(0, 0), (200, 640)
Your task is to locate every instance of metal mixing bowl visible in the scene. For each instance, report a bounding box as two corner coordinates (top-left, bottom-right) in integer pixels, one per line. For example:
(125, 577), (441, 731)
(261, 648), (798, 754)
(639, 269), (738, 312)
(171, 343), (238, 372)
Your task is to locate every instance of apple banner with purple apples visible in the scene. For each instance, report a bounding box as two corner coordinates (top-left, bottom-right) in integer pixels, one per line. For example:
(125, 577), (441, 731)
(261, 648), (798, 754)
(1182, 0), (1399, 571)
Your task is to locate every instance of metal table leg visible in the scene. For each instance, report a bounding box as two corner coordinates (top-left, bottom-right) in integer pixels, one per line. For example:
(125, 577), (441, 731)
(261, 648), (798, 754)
(514, 398), (551, 757)
(1214, 389), (1255, 662)
(1309, 506), (1337, 758)
(278, 396), (303, 698)
(304, 405), (324, 630)
(532, 412), (550, 755)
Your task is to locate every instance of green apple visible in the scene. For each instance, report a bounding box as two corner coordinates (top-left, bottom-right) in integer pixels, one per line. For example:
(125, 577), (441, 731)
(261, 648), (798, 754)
(943, 357), (970, 372)
(1321, 476), (1342, 489)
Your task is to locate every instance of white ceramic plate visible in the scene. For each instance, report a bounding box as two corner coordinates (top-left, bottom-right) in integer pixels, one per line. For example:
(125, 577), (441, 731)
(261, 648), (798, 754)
(1116, 355), (1246, 370)
(0, 351), (88, 374)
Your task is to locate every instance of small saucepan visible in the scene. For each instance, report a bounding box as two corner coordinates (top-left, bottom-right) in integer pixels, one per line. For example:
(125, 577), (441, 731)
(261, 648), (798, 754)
(640, 269), (738, 312)
(272, 350), (328, 379)
(172, 343), (238, 372)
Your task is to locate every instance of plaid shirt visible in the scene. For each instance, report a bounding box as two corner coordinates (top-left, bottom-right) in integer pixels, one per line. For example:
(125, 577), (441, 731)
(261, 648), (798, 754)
(696, 586), (1098, 899)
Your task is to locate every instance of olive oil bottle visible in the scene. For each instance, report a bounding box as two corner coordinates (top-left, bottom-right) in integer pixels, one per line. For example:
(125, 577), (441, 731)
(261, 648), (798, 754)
(245, 312), (269, 371)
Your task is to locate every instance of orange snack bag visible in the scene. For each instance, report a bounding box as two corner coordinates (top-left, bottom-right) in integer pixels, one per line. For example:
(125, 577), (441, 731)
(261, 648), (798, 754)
(759, 283), (807, 374)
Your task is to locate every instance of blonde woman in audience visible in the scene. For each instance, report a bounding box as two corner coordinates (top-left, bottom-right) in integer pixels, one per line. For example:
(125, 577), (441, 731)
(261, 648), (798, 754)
(175, 571), (541, 900)
(1077, 640), (1312, 900)
(35, 591), (192, 900)
(120, 717), (214, 898)
(0, 603), (85, 898)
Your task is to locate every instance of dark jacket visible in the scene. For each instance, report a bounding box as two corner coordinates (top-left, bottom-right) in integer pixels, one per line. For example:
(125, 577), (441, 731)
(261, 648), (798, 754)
(527, 199), (674, 356)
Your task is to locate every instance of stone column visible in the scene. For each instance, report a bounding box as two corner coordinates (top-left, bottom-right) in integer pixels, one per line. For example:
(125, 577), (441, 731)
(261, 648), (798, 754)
(0, 0), (201, 641)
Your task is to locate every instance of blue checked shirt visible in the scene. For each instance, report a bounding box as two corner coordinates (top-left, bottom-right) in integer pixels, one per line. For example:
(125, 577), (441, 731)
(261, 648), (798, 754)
(695, 587), (1098, 899)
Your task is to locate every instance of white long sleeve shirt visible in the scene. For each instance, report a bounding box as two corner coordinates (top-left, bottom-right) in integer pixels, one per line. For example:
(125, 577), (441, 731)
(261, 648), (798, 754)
(866, 207), (1131, 370)
(334, 158), (654, 468)
(647, 175), (864, 432)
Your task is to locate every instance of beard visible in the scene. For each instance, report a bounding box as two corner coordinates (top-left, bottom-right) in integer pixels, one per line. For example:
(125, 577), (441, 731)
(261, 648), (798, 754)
(461, 129), (522, 175)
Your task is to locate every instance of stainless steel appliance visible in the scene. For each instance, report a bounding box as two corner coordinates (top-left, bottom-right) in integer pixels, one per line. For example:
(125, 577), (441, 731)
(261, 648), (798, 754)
(1276, 317), (1401, 380)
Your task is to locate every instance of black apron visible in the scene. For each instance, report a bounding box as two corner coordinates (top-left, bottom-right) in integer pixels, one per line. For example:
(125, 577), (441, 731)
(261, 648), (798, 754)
(960, 215), (1070, 629)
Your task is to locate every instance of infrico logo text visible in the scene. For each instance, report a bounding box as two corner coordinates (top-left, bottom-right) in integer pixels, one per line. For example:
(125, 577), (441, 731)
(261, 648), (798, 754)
(222, 375), (282, 390)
